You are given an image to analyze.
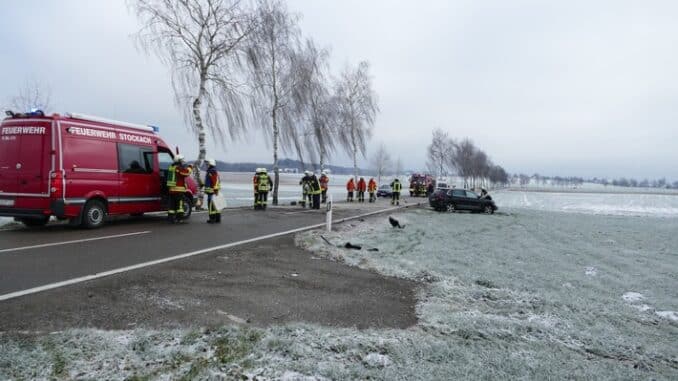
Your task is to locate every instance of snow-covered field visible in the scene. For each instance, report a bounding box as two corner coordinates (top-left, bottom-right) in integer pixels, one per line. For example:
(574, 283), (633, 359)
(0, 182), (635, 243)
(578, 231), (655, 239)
(494, 190), (678, 218)
(2, 205), (677, 379)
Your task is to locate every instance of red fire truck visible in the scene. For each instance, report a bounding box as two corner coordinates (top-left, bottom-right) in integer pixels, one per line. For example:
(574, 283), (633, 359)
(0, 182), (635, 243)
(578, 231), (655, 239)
(409, 173), (435, 197)
(0, 111), (198, 228)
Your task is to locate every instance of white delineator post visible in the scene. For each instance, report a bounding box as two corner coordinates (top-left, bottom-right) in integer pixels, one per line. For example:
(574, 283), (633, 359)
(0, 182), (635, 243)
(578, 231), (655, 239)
(326, 195), (333, 232)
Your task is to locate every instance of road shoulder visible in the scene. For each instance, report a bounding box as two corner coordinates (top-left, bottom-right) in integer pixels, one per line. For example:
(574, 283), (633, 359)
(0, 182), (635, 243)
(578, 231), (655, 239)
(0, 234), (418, 331)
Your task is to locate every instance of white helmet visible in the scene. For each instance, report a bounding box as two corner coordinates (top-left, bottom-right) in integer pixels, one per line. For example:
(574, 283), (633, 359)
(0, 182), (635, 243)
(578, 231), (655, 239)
(207, 159), (216, 167)
(261, 168), (268, 173)
(321, 170), (327, 175)
(304, 170), (311, 175)
(174, 154), (185, 163)
(255, 167), (262, 173)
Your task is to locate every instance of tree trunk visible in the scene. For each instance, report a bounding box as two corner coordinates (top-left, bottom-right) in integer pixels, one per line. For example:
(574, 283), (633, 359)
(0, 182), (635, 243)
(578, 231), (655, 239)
(351, 124), (358, 184)
(318, 133), (326, 172)
(192, 76), (208, 210)
(272, 107), (279, 206)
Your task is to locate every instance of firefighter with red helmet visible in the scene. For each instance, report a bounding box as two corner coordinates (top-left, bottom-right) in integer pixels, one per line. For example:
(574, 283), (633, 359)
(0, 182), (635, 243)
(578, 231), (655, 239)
(166, 154), (193, 223)
(204, 159), (221, 223)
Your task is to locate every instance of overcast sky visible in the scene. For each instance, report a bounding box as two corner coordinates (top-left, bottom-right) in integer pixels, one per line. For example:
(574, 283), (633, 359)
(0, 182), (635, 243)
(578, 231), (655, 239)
(1, 0), (676, 180)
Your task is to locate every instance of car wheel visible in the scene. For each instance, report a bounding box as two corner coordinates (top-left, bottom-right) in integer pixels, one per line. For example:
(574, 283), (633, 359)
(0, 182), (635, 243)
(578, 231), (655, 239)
(182, 194), (193, 219)
(19, 216), (50, 227)
(81, 200), (106, 229)
(484, 205), (494, 214)
(447, 203), (456, 212)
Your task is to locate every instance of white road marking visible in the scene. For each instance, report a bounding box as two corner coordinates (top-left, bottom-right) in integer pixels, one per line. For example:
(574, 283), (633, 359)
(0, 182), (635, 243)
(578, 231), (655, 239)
(0, 231), (152, 254)
(0, 204), (419, 302)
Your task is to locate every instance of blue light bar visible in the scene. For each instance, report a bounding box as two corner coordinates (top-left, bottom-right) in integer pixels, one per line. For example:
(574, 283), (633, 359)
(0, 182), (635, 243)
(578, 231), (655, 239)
(149, 125), (160, 133)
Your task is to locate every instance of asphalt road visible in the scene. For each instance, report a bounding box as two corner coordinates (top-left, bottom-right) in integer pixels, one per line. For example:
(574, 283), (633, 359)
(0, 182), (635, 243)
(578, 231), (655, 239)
(0, 199), (420, 298)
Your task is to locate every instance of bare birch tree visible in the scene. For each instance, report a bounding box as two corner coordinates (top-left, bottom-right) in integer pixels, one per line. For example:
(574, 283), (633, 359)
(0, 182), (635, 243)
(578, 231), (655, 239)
(247, 0), (303, 205)
(294, 38), (337, 171)
(370, 142), (391, 184)
(426, 128), (454, 178)
(9, 79), (52, 112)
(335, 61), (378, 183)
(132, 0), (255, 203)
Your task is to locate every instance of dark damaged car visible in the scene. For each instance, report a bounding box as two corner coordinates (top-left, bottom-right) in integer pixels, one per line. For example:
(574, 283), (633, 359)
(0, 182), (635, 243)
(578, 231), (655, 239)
(429, 189), (497, 214)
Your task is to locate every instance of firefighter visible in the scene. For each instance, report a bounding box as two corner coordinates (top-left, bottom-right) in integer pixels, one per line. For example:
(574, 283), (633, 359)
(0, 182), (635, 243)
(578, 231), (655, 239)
(390, 177), (402, 206)
(166, 154), (193, 223)
(299, 171), (312, 207)
(253, 168), (261, 209)
(309, 172), (322, 209)
(256, 168), (272, 210)
(319, 171), (329, 203)
(368, 177), (377, 203)
(346, 177), (355, 202)
(204, 159), (221, 223)
(357, 177), (367, 203)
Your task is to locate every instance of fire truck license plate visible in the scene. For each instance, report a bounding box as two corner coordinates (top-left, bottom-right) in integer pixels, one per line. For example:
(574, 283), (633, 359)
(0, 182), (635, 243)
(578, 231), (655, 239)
(0, 198), (14, 206)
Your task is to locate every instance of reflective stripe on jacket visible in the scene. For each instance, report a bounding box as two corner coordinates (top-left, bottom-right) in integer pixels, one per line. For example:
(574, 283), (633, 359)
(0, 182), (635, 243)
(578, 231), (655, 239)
(168, 164), (192, 194)
(257, 174), (270, 192)
(204, 168), (220, 194)
(391, 180), (402, 192)
(310, 176), (322, 194)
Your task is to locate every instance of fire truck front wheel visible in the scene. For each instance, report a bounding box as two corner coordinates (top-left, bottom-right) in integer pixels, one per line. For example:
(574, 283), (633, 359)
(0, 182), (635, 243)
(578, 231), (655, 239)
(82, 199), (107, 229)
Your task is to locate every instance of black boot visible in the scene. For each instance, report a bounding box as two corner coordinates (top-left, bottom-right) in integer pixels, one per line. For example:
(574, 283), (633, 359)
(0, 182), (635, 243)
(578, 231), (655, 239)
(215, 213), (221, 223)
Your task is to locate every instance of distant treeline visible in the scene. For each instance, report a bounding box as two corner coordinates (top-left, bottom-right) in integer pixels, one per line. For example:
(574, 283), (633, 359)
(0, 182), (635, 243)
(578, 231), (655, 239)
(513, 174), (678, 189)
(207, 158), (367, 175)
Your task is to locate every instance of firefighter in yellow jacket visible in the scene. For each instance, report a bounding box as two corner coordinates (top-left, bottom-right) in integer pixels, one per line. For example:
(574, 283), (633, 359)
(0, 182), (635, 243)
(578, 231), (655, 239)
(254, 168), (273, 210)
(166, 154), (193, 223)
(390, 178), (402, 206)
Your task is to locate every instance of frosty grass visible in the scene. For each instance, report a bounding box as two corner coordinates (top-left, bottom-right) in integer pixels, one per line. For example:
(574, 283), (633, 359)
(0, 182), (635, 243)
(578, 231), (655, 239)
(2, 206), (678, 380)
